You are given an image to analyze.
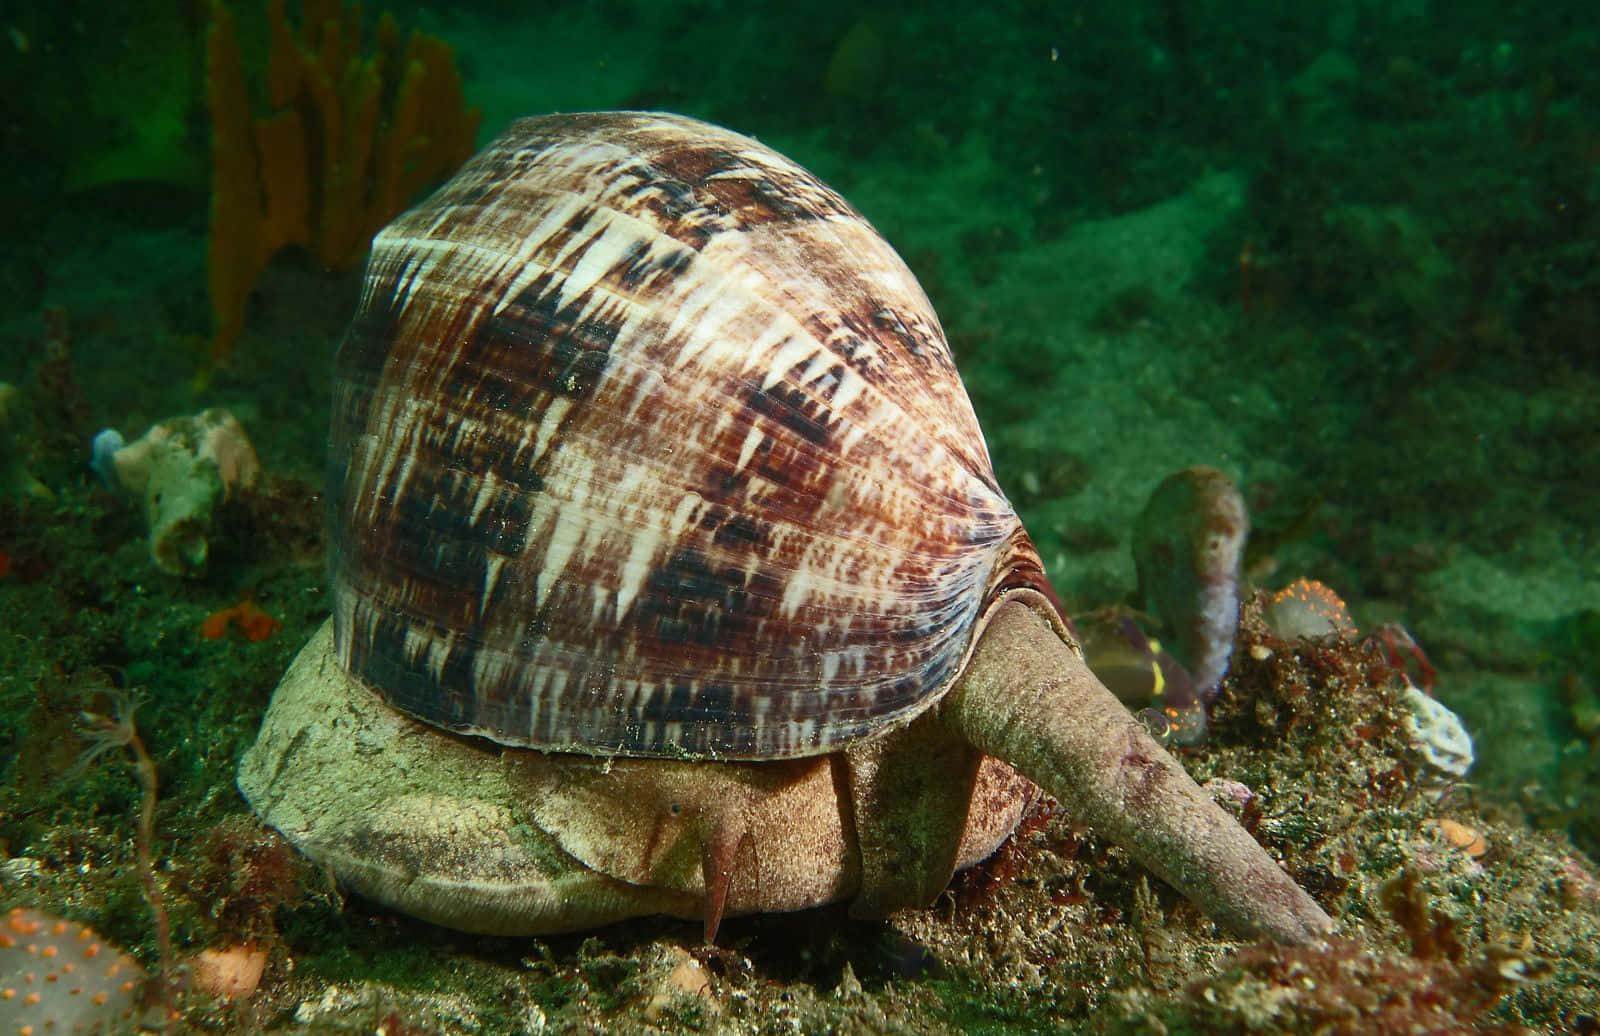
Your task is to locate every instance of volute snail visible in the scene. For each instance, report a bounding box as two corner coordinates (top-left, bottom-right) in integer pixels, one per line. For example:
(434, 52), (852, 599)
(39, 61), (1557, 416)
(238, 111), (1333, 945)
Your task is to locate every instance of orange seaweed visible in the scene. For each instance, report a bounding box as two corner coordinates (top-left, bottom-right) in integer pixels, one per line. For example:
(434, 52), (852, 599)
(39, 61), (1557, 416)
(205, 0), (481, 364)
(200, 600), (283, 642)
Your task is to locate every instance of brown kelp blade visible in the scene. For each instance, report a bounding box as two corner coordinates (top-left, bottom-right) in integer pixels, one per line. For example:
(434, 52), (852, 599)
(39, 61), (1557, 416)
(942, 600), (1334, 945)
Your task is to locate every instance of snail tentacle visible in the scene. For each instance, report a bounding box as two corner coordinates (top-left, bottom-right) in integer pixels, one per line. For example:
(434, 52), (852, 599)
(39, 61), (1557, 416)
(941, 600), (1335, 945)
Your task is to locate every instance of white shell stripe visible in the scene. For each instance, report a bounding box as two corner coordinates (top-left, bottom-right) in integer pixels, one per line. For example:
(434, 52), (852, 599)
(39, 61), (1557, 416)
(327, 111), (1055, 760)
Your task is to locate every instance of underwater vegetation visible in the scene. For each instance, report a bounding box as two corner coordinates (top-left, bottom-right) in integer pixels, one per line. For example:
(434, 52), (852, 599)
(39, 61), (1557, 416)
(204, 0), (480, 364)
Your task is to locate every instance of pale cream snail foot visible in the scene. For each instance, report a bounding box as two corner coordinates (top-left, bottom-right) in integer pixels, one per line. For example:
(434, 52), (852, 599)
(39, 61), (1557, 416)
(238, 622), (680, 935)
(240, 620), (1032, 938)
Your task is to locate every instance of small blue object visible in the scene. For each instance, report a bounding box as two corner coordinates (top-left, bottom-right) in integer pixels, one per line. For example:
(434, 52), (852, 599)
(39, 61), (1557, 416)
(89, 428), (125, 487)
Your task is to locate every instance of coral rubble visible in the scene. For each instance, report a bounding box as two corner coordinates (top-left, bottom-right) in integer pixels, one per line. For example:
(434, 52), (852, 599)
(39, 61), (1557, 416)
(96, 407), (261, 576)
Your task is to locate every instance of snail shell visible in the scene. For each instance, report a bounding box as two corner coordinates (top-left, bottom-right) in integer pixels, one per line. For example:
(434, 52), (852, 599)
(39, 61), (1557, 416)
(330, 111), (1055, 760)
(242, 111), (1334, 946)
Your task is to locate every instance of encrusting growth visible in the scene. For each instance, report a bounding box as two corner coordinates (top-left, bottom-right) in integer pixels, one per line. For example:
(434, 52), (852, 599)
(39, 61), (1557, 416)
(0, 908), (145, 1034)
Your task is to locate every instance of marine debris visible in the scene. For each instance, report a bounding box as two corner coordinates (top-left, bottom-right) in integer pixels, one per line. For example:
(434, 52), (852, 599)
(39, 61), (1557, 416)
(92, 407), (260, 576)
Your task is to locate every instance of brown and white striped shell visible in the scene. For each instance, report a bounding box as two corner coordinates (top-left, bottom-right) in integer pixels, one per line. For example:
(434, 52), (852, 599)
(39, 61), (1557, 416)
(329, 111), (1056, 760)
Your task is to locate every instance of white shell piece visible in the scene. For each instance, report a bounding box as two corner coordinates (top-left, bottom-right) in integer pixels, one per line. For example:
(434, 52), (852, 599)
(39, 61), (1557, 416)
(1402, 678), (1474, 780)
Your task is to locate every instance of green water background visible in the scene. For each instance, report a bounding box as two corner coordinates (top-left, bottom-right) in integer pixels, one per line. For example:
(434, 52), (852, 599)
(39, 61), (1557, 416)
(0, 1), (1596, 1030)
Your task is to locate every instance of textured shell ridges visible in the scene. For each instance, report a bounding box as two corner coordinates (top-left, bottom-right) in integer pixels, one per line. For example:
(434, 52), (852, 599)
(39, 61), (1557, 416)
(329, 110), (1051, 759)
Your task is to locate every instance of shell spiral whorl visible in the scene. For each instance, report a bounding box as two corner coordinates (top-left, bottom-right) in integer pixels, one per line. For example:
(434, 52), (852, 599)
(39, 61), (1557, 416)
(329, 111), (1053, 760)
